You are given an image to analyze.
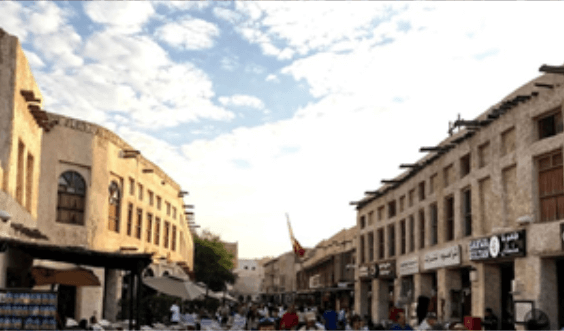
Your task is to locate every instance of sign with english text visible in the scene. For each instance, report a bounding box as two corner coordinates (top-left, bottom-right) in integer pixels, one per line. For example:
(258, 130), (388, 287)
(469, 229), (526, 261)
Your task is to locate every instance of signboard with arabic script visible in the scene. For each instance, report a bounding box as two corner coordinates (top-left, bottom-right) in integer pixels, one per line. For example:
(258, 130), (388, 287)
(424, 245), (461, 270)
(469, 229), (526, 261)
(399, 257), (419, 276)
(375, 260), (396, 279)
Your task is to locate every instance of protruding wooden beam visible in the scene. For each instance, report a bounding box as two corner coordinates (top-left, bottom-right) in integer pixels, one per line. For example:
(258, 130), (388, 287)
(539, 64), (564, 75)
(184, 211), (194, 215)
(183, 204), (194, 209)
(399, 164), (420, 169)
(178, 191), (189, 197)
(349, 201), (359, 206)
(142, 169), (154, 173)
(364, 191), (380, 196)
(381, 180), (401, 184)
(420, 145), (454, 152)
(532, 91), (539, 97)
(20, 90), (41, 103)
(534, 83), (554, 89)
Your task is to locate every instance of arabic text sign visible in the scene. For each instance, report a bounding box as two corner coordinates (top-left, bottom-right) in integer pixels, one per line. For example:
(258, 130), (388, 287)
(399, 257), (419, 276)
(423, 245), (461, 270)
(469, 229), (526, 261)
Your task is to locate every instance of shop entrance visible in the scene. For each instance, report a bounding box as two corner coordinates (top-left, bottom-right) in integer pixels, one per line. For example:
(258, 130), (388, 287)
(557, 259), (564, 328)
(500, 263), (515, 330)
(58, 285), (76, 321)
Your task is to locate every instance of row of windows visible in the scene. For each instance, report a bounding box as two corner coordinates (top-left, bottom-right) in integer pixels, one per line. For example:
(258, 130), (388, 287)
(125, 203), (178, 250)
(128, 177), (178, 220)
(360, 108), (563, 230)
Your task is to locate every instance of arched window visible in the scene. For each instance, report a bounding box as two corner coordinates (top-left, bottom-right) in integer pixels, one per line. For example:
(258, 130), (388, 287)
(57, 171), (86, 225)
(108, 181), (121, 232)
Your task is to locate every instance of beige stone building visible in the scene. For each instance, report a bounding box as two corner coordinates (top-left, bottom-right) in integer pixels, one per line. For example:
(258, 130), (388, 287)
(261, 252), (298, 305)
(232, 259), (264, 302)
(352, 65), (564, 329)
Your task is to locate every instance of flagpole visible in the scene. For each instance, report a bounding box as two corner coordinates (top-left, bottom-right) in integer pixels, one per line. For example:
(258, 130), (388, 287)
(287, 213), (306, 307)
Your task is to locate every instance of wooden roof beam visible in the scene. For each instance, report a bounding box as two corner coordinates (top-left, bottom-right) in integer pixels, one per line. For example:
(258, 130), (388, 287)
(534, 83), (554, 89)
(381, 179), (401, 184)
(399, 164), (420, 169)
(539, 64), (564, 75)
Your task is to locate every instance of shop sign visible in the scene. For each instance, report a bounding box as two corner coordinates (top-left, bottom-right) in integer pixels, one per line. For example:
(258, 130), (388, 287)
(399, 257), (419, 276)
(309, 274), (320, 289)
(469, 229), (526, 261)
(375, 260), (396, 279)
(423, 245), (461, 270)
(359, 265), (376, 279)
(338, 282), (352, 288)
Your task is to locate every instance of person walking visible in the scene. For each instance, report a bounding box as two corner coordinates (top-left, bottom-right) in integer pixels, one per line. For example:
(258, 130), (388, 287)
(323, 304), (338, 331)
(300, 312), (325, 330)
(417, 312), (438, 331)
(170, 299), (181, 325)
(482, 308), (499, 330)
(280, 305), (300, 330)
(390, 311), (414, 331)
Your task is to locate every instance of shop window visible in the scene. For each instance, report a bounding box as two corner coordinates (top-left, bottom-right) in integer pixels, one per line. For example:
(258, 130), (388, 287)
(388, 200), (397, 218)
(57, 171), (86, 225)
(409, 215), (415, 252)
(460, 154), (471, 178)
(378, 206), (385, 221)
(430, 204), (438, 246)
(360, 235), (365, 264)
(16, 140), (24, 204)
(400, 219), (406, 255)
(419, 209), (425, 249)
(172, 225), (177, 251)
(443, 164), (453, 188)
(409, 189), (415, 207)
(368, 232), (374, 261)
(368, 211), (374, 226)
(164, 221), (170, 248)
(154, 217), (161, 246)
(537, 108), (563, 140)
(378, 228), (385, 259)
(25, 153), (34, 211)
(537, 149), (564, 222)
(126, 203), (133, 236)
(501, 127), (517, 155)
(138, 183), (143, 201)
(129, 178), (135, 196)
(149, 191), (154, 206)
(360, 215), (366, 229)
(462, 189), (472, 237)
(388, 224), (396, 257)
(430, 174), (437, 195)
(147, 213), (153, 243)
(419, 182), (426, 201)
(445, 196), (454, 241)
(479, 142), (490, 168)
(135, 208), (143, 239)
(399, 196), (405, 213)
(108, 181), (121, 232)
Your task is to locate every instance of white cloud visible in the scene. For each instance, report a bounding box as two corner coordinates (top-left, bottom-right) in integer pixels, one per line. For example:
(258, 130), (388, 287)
(218, 95), (265, 110)
(155, 17), (220, 50)
(265, 74), (279, 82)
(33, 25), (83, 68)
(24, 50), (45, 68)
(28, 1), (70, 36)
(221, 56), (239, 71)
(84, 2), (155, 34)
(212, 7), (242, 24)
(0, 1), (29, 41)
(155, 1), (211, 11)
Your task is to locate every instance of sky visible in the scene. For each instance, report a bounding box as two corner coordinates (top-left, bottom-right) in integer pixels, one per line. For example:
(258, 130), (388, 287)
(3, 1), (564, 259)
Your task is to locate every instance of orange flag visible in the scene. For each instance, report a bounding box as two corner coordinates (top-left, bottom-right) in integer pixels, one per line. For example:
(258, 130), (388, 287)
(287, 213), (305, 257)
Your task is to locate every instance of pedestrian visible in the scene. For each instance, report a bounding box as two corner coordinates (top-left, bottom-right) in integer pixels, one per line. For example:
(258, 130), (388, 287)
(346, 314), (362, 331)
(482, 308), (499, 330)
(170, 299), (181, 325)
(280, 304), (299, 330)
(417, 312), (438, 331)
(390, 311), (414, 331)
(300, 312), (324, 330)
(323, 304), (338, 331)
(258, 317), (277, 331)
(247, 304), (260, 330)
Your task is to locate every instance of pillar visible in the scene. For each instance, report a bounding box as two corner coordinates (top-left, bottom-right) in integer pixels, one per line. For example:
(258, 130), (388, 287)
(0, 251), (8, 288)
(473, 264), (501, 329)
(372, 278), (389, 323)
(354, 280), (361, 315)
(103, 269), (121, 322)
(437, 268), (462, 321)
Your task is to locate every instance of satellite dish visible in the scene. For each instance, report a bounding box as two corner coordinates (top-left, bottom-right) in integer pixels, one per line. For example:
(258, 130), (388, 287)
(524, 308), (550, 330)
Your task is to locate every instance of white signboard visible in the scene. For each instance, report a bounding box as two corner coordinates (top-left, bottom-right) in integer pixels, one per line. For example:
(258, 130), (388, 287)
(309, 274), (320, 289)
(399, 257), (419, 276)
(424, 245), (461, 270)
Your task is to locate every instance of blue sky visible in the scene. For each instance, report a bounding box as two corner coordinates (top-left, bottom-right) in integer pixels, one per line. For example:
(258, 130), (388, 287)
(3, 1), (564, 259)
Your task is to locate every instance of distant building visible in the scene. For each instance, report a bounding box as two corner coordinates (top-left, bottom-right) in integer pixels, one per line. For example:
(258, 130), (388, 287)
(221, 241), (238, 270)
(232, 259), (264, 302)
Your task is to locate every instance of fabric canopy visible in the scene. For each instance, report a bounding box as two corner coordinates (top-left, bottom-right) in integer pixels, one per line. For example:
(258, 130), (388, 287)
(31, 266), (101, 287)
(142, 276), (206, 300)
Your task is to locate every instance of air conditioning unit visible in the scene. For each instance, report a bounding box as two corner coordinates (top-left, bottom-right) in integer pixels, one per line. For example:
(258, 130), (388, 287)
(516, 215), (534, 225)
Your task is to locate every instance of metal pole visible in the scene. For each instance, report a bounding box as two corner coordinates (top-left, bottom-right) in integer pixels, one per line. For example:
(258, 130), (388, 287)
(128, 270), (134, 331)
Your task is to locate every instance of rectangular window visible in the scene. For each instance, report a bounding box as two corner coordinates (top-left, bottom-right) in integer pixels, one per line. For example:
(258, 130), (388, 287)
(172, 225), (177, 251)
(378, 228), (385, 259)
(400, 219), (406, 255)
(537, 149), (564, 222)
(419, 181), (426, 201)
(388, 201), (397, 218)
(157, 196), (162, 210)
(138, 184), (143, 201)
(443, 165), (453, 188)
(360, 235), (365, 264)
(164, 221), (170, 248)
(147, 213), (153, 243)
(136, 208), (143, 239)
(129, 178), (135, 196)
(430, 174), (437, 195)
(127, 203), (133, 236)
(388, 224), (396, 257)
(154, 217), (161, 246)
(409, 215), (415, 252)
(368, 232), (374, 261)
(445, 196), (454, 242)
(479, 142), (490, 168)
(419, 209), (425, 249)
(368, 211), (374, 226)
(16, 140), (25, 205)
(172, 206), (177, 219)
(409, 189), (415, 207)
(148, 191), (154, 206)
(462, 189), (472, 236)
(399, 196), (405, 213)
(360, 215), (366, 229)
(378, 206), (385, 221)
(461, 154), (471, 178)
(538, 108), (563, 140)
(502, 127), (517, 155)
(166, 202), (171, 216)
(430, 203), (438, 246)
(25, 153), (34, 211)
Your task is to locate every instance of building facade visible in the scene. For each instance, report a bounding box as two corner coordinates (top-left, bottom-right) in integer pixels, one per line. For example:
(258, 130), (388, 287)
(353, 66), (564, 330)
(232, 259), (264, 302)
(261, 252), (297, 305)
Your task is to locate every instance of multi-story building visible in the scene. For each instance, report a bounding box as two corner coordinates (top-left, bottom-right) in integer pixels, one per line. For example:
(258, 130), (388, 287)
(261, 252), (298, 305)
(222, 241), (238, 270)
(297, 226), (357, 311)
(352, 65), (564, 330)
(232, 259), (264, 302)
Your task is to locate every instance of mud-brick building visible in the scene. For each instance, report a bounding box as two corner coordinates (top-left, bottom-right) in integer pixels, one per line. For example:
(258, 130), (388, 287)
(352, 64), (564, 330)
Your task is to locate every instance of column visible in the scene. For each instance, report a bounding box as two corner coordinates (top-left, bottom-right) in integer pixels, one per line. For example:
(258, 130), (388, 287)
(103, 269), (121, 322)
(473, 264), (501, 329)
(372, 278), (389, 323)
(354, 279), (361, 315)
(438, 268), (462, 321)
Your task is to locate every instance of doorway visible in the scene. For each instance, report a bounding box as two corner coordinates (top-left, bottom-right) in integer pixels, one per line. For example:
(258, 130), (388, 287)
(461, 268), (472, 317)
(58, 285), (77, 321)
(557, 259), (564, 328)
(500, 263), (515, 330)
